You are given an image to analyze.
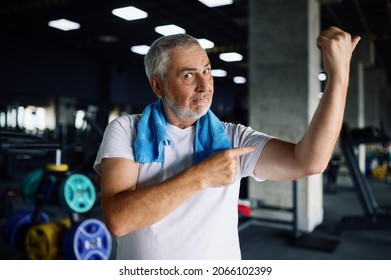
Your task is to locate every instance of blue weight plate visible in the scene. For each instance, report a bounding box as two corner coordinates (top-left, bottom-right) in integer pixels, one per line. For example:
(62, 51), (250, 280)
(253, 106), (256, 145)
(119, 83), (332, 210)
(63, 219), (112, 260)
(59, 174), (96, 213)
(2, 207), (49, 250)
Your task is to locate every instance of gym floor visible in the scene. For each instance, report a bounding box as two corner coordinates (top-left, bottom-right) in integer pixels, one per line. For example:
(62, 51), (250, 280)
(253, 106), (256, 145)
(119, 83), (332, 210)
(239, 176), (391, 260)
(1, 169), (390, 260)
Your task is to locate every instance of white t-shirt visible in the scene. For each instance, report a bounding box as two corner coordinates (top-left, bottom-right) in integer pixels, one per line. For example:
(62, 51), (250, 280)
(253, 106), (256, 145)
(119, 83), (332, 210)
(94, 114), (272, 260)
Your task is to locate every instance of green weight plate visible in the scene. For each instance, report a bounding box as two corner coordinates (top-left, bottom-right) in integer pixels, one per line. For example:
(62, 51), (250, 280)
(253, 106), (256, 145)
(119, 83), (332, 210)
(21, 169), (44, 205)
(59, 174), (96, 213)
(21, 169), (57, 205)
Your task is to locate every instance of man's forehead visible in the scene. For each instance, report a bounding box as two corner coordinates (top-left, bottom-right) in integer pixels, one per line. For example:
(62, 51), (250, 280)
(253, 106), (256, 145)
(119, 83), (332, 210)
(170, 47), (210, 70)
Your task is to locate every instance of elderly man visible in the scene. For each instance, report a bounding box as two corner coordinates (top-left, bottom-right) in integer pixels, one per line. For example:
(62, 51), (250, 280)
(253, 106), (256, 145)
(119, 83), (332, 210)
(94, 26), (360, 259)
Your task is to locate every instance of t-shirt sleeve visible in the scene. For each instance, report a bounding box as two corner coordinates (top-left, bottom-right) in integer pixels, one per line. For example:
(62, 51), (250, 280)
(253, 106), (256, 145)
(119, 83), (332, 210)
(224, 123), (274, 181)
(93, 115), (138, 175)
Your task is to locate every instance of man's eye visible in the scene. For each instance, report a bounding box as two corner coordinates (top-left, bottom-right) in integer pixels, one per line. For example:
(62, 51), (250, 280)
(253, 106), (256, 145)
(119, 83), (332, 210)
(184, 73), (193, 79)
(204, 68), (210, 75)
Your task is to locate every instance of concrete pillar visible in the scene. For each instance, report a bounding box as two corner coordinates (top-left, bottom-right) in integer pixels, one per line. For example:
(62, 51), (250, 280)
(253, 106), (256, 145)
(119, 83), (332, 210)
(248, 0), (322, 232)
(344, 37), (375, 172)
(380, 85), (391, 133)
(364, 68), (387, 127)
(344, 37), (375, 128)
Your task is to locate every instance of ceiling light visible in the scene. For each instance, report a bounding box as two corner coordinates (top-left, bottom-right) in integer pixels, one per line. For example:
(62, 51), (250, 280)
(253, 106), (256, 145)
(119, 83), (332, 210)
(112, 6), (148, 21)
(318, 72), (327, 81)
(211, 69), (227, 77)
(155, 24), (185, 36)
(198, 38), (215, 49)
(48, 19), (80, 31)
(198, 0), (233, 8)
(233, 76), (246, 84)
(131, 45), (150, 55)
(219, 52), (243, 62)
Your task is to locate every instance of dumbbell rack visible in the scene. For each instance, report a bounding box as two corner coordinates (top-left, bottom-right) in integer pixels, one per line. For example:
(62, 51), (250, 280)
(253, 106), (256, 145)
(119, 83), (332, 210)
(26, 150), (111, 260)
(1, 138), (112, 260)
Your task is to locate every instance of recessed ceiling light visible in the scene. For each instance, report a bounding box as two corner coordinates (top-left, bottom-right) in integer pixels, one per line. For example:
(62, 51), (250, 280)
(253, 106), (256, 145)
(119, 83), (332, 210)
(211, 69), (227, 77)
(131, 45), (150, 55)
(233, 76), (246, 84)
(318, 72), (327, 81)
(198, 38), (215, 49)
(112, 6), (148, 21)
(219, 52), (243, 62)
(48, 19), (80, 31)
(198, 0), (233, 8)
(155, 24), (185, 36)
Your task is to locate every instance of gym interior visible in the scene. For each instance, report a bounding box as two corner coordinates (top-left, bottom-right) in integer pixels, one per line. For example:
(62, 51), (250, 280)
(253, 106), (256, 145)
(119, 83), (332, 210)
(1, 0), (391, 261)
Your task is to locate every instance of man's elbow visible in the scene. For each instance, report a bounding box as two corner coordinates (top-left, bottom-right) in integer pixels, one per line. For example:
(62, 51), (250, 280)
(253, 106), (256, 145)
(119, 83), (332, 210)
(103, 210), (144, 237)
(304, 160), (328, 177)
(105, 219), (131, 237)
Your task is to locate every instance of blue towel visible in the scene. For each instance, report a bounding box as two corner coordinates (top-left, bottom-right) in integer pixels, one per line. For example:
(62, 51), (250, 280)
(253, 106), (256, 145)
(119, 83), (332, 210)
(134, 99), (231, 163)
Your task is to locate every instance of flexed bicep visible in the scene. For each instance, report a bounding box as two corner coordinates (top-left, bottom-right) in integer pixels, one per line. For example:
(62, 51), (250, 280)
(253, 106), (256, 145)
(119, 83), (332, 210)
(254, 138), (315, 181)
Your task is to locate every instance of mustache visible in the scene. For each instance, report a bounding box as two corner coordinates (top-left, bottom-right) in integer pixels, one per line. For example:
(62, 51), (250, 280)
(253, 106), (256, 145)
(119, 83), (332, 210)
(191, 92), (210, 101)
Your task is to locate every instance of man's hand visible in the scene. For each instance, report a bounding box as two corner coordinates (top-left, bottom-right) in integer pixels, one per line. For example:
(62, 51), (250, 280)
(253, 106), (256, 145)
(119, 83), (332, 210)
(316, 26), (361, 85)
(194, 146), (256, 188)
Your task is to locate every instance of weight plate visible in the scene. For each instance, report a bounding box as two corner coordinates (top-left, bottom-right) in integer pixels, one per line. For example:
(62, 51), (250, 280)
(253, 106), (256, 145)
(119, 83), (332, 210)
(21, 169), (44, 205)
(46, 163), (69, 172)
(63, 219), (112, 260)
(59, 174), (96, 213)
(25, 219), (71, 260)
(21, 169), (57, 205)
(2, 207), (49, 250)
(372, 166), (387, 180)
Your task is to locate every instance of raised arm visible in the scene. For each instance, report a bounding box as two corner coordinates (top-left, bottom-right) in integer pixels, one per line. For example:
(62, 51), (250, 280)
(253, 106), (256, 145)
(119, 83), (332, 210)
(255, 26), (361, 181)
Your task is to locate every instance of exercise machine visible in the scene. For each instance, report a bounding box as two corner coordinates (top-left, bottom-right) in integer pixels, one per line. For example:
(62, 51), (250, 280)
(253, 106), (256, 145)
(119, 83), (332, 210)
(336, 123), (391, 231)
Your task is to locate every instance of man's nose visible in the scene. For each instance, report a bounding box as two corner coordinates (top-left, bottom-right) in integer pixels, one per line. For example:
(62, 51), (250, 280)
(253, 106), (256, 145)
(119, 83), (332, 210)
(195, 74), (211, 91)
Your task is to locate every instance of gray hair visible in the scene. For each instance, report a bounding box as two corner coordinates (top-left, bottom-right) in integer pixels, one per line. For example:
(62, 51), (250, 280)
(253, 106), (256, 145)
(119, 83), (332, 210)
(144, 33), (201, 82)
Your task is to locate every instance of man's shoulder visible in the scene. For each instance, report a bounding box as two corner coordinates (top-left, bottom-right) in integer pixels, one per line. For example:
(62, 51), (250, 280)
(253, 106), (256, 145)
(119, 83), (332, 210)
(110, 114), (141, 125)
(222, 121), (248, 134)
(106, 114), (142, 136)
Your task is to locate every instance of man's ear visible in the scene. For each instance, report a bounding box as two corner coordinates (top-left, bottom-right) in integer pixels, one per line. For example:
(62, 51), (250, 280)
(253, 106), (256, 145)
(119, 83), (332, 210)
(150, 76), (163, 99)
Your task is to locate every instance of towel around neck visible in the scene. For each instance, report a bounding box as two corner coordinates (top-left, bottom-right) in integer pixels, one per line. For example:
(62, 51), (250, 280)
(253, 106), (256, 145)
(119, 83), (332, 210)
(134, 99), (232, 164)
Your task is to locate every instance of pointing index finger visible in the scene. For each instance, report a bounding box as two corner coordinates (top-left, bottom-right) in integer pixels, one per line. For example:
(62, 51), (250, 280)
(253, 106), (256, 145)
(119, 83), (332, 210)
(231, 146), (256, 157)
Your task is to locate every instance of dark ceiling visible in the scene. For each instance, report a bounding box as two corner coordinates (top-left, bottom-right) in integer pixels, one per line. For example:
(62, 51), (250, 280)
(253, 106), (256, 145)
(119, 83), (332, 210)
(1, 0), (391, 83)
